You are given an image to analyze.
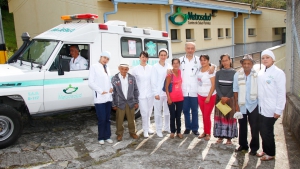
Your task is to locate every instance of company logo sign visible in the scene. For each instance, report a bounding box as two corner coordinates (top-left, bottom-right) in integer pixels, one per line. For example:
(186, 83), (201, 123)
(63, 84), (78, 94)
(169, 7), (212, 26)
(51, 28), (75, 33)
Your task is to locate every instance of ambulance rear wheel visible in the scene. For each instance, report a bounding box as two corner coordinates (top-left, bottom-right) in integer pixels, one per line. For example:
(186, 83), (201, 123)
(0, 104), (23, 149)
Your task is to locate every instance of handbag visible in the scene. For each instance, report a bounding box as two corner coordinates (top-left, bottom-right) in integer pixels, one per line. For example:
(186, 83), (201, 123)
(162, 74), (173, 92)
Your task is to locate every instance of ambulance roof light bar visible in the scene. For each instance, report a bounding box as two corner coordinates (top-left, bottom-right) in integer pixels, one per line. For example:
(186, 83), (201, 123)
(61, 13), (98, 23)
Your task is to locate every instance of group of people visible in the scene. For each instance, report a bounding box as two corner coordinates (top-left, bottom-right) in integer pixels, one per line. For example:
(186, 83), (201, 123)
(88, 42), (286, 162)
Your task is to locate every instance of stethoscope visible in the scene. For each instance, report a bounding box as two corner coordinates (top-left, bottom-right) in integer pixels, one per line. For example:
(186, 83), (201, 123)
(181, 55), (198, 75)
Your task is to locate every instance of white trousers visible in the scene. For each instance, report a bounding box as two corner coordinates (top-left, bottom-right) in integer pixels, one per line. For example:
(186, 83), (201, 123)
(153, 96), (170, 132)
(139, 97), (154, 133)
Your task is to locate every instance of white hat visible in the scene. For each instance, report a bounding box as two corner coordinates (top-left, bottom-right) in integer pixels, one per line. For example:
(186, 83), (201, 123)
(100, 51), (111, 59)
(119, 59), (129, 68)
(158, 48), (168, 56)
(261, 49), (275, 61)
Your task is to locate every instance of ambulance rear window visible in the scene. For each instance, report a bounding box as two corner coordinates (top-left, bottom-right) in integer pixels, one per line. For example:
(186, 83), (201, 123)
(144, 39), (168, 58)
(121, 37), (142, 58)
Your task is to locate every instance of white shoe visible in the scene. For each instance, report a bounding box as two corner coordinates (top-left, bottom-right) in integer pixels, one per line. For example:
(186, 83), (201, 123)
(99, 140), (104, 145)
(164, 129), (171, 133)
(157, 132), (163, 138)
(148, 128), (154, 134)
(144, 132), (149, 138)
(105, 139), (113, 144)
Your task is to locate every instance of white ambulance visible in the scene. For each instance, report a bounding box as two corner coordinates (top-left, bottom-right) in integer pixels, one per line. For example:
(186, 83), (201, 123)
(0, 13), (172, 148)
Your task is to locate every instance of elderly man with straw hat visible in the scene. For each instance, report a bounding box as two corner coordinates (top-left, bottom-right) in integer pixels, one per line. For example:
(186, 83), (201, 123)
(112, 63), (139, 141)
(233, 54), (259, 156)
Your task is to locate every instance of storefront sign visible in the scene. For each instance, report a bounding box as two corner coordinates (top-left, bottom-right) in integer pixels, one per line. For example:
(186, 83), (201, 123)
(169, 7), (212, 26)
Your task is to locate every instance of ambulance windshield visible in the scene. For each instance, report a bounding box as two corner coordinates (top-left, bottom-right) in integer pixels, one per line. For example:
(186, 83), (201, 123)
(19, 39), (59, 65)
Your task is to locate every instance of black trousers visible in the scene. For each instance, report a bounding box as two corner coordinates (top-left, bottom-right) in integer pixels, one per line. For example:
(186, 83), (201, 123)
(168, 101), (183, 134)
(259, 113), (277, 156)
(238, 106), (260, 152)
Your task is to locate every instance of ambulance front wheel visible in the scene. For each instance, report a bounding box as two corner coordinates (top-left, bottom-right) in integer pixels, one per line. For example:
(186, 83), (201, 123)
(0, 104), (23, 149)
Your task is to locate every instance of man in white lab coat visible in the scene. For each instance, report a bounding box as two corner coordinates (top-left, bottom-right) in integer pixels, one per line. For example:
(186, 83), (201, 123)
(69, 45), (88, 71)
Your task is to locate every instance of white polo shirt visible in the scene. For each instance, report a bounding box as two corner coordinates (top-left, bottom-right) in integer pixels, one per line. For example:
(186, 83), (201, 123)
(70, 55), (88, 70)
(179, 55), (201, 97)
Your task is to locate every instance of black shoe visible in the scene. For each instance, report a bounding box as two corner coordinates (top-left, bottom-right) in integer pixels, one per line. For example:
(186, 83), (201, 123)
(192, 131), (200, 135)
(235, 146), (249, 152)
(249, 151), (257, 156)
(184, 129), (191, 134)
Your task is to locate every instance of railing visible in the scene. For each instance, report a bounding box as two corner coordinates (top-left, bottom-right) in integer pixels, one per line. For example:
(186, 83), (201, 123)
(232, 51), (262, 70)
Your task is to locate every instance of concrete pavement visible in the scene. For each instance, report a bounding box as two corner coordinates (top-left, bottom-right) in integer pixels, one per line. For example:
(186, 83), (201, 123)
(0, 109), (299, 169)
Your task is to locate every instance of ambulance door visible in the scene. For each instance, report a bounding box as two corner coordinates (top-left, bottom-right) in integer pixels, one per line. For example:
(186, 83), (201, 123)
(101, 33), (120, 76)
(43, 44), (93, 112)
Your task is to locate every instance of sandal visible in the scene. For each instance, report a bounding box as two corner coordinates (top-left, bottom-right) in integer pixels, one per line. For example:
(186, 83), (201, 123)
(177, 133), (183, 139)
(225, 139), (232, 145)
(205, 134), (211, 141)
(260, 155), (275, 161)
(198, 133), (206, 139)
(170, 133), (175, 139)
(256, 152), (265, 157)
(216, 138), (223, 144)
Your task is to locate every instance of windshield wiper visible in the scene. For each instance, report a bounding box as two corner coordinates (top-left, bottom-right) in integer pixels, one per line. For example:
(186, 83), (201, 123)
(29, 54), (34, 70)
(20, 57), (23, 66)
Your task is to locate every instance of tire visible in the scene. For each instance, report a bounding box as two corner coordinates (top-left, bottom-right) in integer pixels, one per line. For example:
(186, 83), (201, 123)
(0, 104), (23, 149)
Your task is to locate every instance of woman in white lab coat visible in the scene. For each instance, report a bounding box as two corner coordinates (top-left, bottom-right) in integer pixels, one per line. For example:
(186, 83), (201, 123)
(88, 51), (113, 145)
(151, 48), (171, 137)
(132, 51), (154, 138)
(257, 49), (286, 161)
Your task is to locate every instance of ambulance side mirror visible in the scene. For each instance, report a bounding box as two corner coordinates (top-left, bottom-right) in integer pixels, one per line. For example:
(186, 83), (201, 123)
(58, 55), (64, 76)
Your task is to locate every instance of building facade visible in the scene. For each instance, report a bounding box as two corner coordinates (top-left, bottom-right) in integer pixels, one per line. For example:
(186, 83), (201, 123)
(8, 0), (286, 64)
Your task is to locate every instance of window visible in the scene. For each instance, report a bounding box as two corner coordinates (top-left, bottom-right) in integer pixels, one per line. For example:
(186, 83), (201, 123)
(120, 37), (142, 58)
(226, 28), (231, 37)
(248, 28), (256, 36)
(20, 40), (59, 66)
(144, 39), (168, 58)
(274, 28), (280, 35)
(185, 29), (195, 41)
(218, 28), (224, 38)
(171, 29), (179, 40)
(204, 29), (211, 39)
(50, 44), (90, 72)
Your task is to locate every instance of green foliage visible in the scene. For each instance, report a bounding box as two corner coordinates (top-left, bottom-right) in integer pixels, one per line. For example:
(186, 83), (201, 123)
(2, 9), (17, 56)
(227, 0), (287, 10)
(0, 0), (8, 9)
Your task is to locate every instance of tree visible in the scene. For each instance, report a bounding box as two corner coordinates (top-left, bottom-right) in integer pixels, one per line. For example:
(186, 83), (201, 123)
(226, 0), (287, 10)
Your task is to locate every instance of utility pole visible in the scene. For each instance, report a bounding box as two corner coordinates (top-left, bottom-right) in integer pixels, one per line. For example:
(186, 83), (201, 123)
(0, 8), (7, 64)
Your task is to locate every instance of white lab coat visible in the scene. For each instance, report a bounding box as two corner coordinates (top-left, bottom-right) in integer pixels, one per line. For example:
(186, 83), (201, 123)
(179, 55), (201, 97)
(88, 63), (113, 104)
(257, 64), (286, 117)
(132, 65), (153, 98)
(151, 62), (171, 97)
(70, 55), (88, 70)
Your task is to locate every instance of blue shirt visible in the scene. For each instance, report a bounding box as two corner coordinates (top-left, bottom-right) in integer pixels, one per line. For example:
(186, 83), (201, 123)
(233, 71), (258, 114)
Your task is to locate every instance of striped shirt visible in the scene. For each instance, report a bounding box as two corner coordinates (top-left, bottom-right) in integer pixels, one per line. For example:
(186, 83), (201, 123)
(215, 68), (236, 98)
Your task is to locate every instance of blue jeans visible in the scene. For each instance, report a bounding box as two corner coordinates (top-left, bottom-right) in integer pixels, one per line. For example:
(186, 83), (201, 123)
(95, 102), (112, 140)
(183, 97), (199, 131)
